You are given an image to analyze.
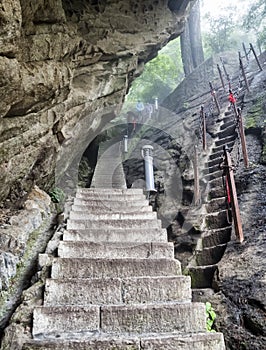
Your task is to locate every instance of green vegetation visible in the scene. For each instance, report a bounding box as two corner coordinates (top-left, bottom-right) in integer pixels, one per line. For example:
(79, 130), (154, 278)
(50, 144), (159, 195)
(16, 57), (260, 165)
(49, 187), (65, 204)
(125, 38), (184, 105)
(206, 302), (216, 332)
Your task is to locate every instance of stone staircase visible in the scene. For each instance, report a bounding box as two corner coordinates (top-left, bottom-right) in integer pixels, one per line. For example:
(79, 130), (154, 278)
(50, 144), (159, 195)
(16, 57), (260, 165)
(90, 138), (127, 189)
(23, 187), (225, 349)
(186, 96), (240, 292)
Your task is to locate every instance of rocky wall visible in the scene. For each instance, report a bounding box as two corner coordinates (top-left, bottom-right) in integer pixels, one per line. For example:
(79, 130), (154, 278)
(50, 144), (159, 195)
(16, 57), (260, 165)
(0, 0), (195, 203)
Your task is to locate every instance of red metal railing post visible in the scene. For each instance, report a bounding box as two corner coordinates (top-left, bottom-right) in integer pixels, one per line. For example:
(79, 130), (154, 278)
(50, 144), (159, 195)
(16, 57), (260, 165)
(223, 146), (244, 243)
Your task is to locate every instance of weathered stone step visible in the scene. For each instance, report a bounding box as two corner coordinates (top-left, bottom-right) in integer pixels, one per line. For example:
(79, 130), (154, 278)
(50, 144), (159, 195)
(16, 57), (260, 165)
(207, 157), (222, 168)
(73, 197), (149, 208)
(221, 120), (236, 130)
(67, 218), (162, 230)
(63, 228), (168, 243)
(32, 302), (206, 339)
(202, 227), (231, 248)
(209, 186), (225, 200)
(209, 149), (224, 161)
(23, 332), (226, 350)
(205, 210), (229, 229)
(51, 258), (182, 279)
(209, 175), (224, 189)
(77, 188), (144, 195)
(58, 241), (174, 259)
(203, 169), (223, 181)
(212, 141), (234, 154)
(206, 197), (226, 213)
(187, 265), (218, 288)
(69, 211), (157, 221)
(195, 244), (227, 265)
(75, 192), (146, 200)
(217, 124), (236, 139)
(71, 204), (152, 213)
(215, 134), (236, 147)
(44, 276), (191, 306)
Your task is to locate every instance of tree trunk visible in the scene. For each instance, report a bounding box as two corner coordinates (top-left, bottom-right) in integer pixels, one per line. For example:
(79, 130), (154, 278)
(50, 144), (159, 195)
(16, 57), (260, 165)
(180, 20), (194, 76)
(189, 0), (204, 68)
(180, 0), (204, 76)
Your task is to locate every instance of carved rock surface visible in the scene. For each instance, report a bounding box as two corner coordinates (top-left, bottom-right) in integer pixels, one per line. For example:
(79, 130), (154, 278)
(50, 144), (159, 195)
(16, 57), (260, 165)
(0, 0), (193, 202)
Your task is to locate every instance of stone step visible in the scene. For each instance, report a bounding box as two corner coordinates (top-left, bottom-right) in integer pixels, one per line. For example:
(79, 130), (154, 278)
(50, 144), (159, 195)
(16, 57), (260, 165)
(63, 228), (168, 243)
(203, 169), (223, 181)
(220, 120), (236, 130)
(58, 241), (174, 259)
(205, 210), (229, 229)
(206, 162), (221, 174)
(215, 134), (236, 147)
(195, 244), (227, 266)
(187, 265), (218, 289)
(209, 149), (224, 161)
(212, 140), (234, 154)
(69, 211), (157, 221)
(75, 192), (146, 200)
(43, 276), (191, 306)
(209, 186), (225, 200)
(206, 197), (227, 213)
(202, 227), (231, 248)
(73, 198), (149, 208)
(217, 124), (236, 139)
(32, 302), (206, 339)
(67, 218), (162, 230)
(23, 332), (226, 350)
(76, 188), (144, 195)
(209, 176), (224, 189)
(51, 258), (182, 279)
(207, 157), (222, 168)
(71, 204), (152, 213)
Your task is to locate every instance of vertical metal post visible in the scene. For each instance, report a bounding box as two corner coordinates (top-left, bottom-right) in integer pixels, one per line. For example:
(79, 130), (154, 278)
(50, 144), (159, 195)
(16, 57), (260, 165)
(123, 135), (128, 153)
(155, 97), (158, 111)
(239, 52), (250, 92)
(141, 145), (156, 192)
(223, 146), (244, 243)
(209, 81), (221, 115)
(237, 108), (249, 168)
(217, 64), (225, 91)
(242, 42), (249, 62)
(200, 105), (207, 151)
(220, 57), (231, 89)
(193, 145), (200, 205)
(249, 43), (263, 71)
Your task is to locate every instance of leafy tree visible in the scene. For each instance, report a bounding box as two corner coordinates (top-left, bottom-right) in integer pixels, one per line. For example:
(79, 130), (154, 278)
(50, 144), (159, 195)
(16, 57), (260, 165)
(243, 0), (266, 49)
(126, 38), (183, 104)
(203, 7), (237, 55)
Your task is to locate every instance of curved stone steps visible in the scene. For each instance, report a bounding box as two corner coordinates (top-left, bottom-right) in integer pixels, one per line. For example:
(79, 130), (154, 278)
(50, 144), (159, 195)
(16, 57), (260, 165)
(195, 244), (227, 266)
(202, 227), (231, 248)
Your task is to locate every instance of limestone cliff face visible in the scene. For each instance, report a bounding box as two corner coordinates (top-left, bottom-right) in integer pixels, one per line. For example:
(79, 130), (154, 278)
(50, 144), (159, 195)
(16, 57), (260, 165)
(0, 0), (194, 202)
